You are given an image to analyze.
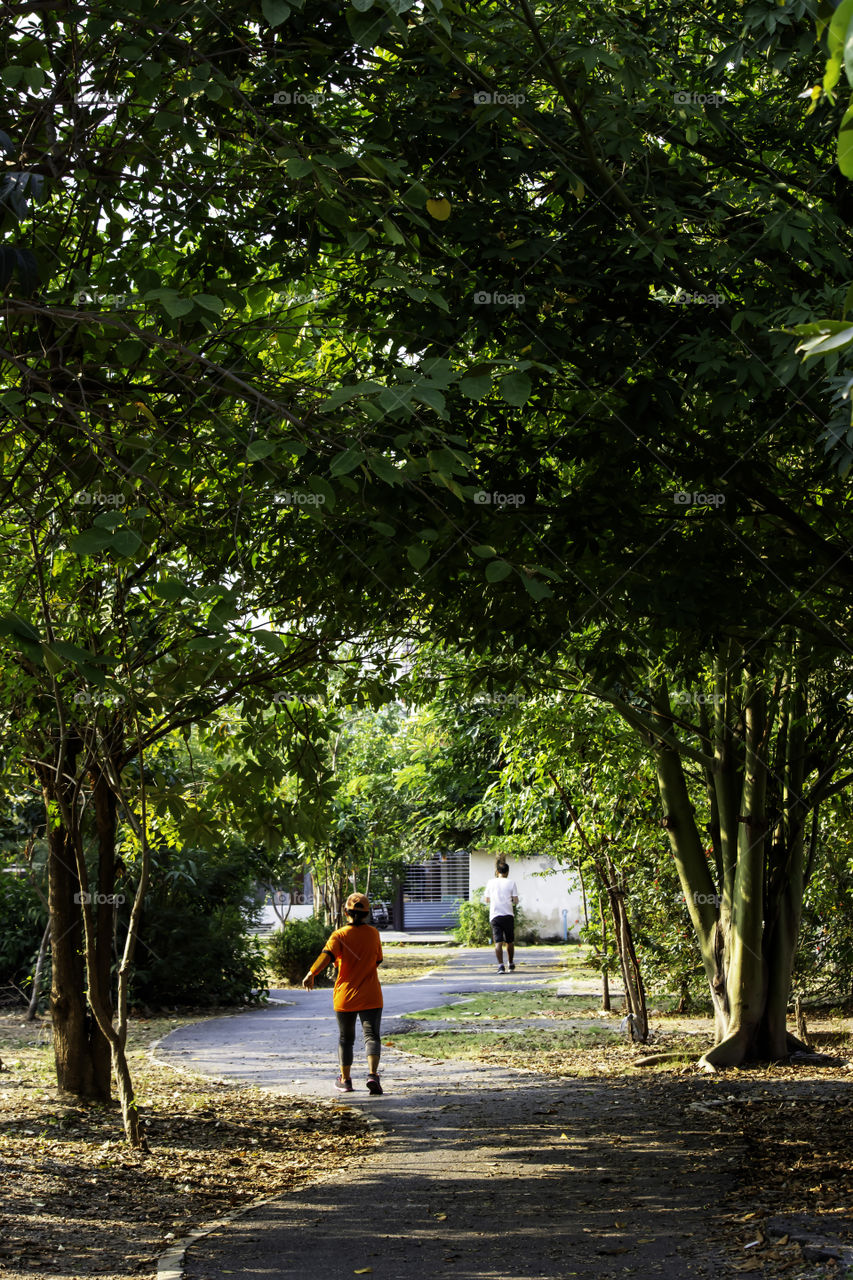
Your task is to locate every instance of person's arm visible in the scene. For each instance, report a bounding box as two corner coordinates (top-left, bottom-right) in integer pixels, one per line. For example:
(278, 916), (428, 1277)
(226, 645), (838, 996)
(302, 944), (337, 989)
(511, 880), (519, 905)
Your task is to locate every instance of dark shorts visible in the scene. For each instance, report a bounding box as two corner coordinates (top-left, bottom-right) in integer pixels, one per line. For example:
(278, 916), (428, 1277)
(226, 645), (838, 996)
(491, 914), (515, 944)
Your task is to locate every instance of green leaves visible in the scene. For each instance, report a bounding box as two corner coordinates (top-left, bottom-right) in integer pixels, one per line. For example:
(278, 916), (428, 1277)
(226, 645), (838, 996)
(261, 0), (291, 25)
(460, 373), (491, 400)
(0, 612), (39, 644)
(70, 513), (145, 559)
(840, 104), (853, 178)
(330, 447), (366, 476)
(317, 199), (350, 230)
(824, 0), (853, 95)
(246, 439), (277, 461)
(499, 372), (532, 406)
(793, 322), (853, 360)
(69, 527), (115, 556)
(485, 559), (512, 583)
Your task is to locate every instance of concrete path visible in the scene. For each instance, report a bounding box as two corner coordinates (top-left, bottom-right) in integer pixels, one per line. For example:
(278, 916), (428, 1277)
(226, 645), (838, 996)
(155, 948), (732, 1279)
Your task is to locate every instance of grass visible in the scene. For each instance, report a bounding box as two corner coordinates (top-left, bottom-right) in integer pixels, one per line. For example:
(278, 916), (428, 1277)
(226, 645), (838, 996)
(378, 945), (457, 984)
(406, 989), (603, 1020)
(386, 1023), (715, 1077)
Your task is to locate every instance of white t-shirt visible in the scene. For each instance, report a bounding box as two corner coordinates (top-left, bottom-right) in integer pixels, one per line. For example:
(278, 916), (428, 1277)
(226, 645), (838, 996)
(484, 877), (518, 920)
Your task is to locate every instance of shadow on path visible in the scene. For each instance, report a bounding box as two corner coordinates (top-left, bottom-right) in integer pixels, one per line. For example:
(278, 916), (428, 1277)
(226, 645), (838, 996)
(156, 948), (733, 1279)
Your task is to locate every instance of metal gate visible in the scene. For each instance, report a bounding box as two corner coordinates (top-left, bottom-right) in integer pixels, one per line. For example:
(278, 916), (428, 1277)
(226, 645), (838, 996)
(403, 851), (470, 929)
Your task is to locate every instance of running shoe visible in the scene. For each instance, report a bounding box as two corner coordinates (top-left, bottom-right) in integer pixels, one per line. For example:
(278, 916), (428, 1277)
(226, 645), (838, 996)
(335, 1075), (353, 1092)
(366, 1074), (383, 1095)
(497, 964), (506, 973)
(508, 963), (516, 971)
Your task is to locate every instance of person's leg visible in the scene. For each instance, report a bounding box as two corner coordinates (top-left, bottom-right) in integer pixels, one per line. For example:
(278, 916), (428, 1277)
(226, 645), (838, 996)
(493, 918), (507, 968)
(336, 1011), (357, 1080)
(360, 1009), (383, 1093)
(506, 916), (516, 968)
(359, 1008), (382, 1075)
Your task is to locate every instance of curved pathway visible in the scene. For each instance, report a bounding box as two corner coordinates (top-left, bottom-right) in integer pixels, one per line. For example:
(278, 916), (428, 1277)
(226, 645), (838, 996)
(156, 948), (733, 1279)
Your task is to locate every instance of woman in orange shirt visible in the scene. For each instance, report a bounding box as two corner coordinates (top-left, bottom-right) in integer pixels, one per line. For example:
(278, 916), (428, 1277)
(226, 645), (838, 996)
(303, 892), (384, 1094)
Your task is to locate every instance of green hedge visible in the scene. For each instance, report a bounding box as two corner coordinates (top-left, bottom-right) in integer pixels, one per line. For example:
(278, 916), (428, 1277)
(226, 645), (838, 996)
(266, 915), (336, 987)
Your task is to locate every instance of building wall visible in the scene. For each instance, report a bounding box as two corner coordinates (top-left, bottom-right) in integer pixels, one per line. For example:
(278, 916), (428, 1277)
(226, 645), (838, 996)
(469, 851), (585, 940)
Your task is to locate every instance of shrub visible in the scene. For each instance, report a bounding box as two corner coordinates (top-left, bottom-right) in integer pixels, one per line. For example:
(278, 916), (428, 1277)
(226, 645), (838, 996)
(453, 888), (539, 946)
(125, 842), (268, 1008)
(453, 891), (491, 945)
(0, 866), (47, 994)
(266, 915), (336, 986)
(130, 901), (267, 1007)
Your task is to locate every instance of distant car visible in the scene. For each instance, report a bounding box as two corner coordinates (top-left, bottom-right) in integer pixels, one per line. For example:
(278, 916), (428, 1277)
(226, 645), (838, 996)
(371, 900), (391, 929)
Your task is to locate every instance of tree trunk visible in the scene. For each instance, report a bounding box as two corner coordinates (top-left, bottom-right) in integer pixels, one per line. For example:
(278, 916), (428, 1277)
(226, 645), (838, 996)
(26, 920), (50, 1022)
(70, 767), (148, 1148)
(653, 673), (808, 1068)
(602, 854), (648, 1043)
(599, 893), (610, 1011)
(47, 816), (111, 1100)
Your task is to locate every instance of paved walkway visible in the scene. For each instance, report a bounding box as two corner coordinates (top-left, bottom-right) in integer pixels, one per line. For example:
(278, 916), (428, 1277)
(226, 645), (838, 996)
(155, 949), (732, 1279)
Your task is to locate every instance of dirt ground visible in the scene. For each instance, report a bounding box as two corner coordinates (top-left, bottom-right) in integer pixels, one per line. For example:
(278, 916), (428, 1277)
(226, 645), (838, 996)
(0, 1009), (371, 1280)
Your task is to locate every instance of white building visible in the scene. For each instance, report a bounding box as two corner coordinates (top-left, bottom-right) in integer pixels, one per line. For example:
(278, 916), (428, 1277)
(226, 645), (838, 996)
(255, 852), (586, 940)
(400, 849), (584, 939)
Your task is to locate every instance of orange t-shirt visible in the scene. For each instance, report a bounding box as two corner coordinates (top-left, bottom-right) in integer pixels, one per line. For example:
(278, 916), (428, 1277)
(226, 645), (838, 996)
(318, 924), (383, 1012)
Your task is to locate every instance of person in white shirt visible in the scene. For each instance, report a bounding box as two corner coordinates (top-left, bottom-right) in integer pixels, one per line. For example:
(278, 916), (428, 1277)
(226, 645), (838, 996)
(483, 861), (519, 973)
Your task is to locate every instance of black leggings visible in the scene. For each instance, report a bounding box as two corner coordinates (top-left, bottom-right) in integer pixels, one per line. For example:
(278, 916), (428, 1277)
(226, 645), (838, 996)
(336, 1008), (382, 1068)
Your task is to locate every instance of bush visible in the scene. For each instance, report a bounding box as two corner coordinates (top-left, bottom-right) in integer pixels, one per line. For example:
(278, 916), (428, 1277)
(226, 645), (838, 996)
(266, 915), (336, 986)
(125, 842), (268, 1008)
(0, 866), (47, 994)
(130, 901), (267, 1007)
(453, 888), (539, 946)
(454, 891), (491, 945)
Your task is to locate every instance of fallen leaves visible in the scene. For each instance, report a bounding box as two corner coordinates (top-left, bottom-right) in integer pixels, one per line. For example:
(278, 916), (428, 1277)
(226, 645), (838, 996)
(0, 1010), (372, 1280)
